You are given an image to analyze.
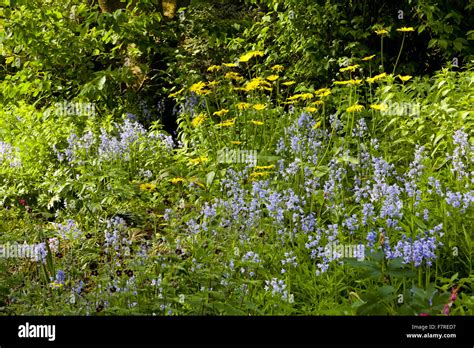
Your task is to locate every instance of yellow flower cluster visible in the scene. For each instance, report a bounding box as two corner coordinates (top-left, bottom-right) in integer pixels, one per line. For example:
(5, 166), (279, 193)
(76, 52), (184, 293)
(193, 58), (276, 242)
(249, 120), (264, 125)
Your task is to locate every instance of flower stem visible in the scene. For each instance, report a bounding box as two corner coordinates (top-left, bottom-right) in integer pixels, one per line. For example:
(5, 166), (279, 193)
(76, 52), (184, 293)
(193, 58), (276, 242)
(392, 33), (406, 75)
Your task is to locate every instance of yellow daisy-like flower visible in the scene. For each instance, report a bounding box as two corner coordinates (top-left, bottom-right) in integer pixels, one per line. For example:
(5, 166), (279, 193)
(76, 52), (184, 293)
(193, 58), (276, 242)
(170, 177), (186, 184)
(311, 100), (324, 106)
(249, 171), (272, 180)
(250, 120), (264, 125)
(216, 118), (236, 128)
(254, 164), (275, 170)
(253, 103), (267, 111)
(236, 102), (251, 110)
(334, 80), (351, 85)
(271, 65), (284, 72)
(207, 80), (219, 87)
(140, 183), (157, 192)
(340, 64), (360, 73)
(396, 27), (414, 32)
(192, 113), (207, 127)
(334, 79), (363, 86)
(189, 156), (208, 165)
(305, 107), (318, 112)
(168, 88), (185, 98)
(190, 81), (206, 93)
(362, 54), (376, 61)
(225, 72), (243, 81)
(299, 93), (314, 100)
(282, 81), (296, 86)
(375, 29), (389, 36)
(287, 93), (313, 102)
(223, 62), (237, 67)
(370, 104), (387, 111)
(398, 75), (412, 82)
(366, 72), (387, 83)
(207, 65), (221, 72)
(239, 50), (264, 63)
(312, 121), (322, 129)
(266, 75), (279, 82)
(213, 109), (229, 117)
(315, 88), (331, 97)
(244, 77), (271, 92)
(231, 140), (242, 145)
(346, 103), (364, 113)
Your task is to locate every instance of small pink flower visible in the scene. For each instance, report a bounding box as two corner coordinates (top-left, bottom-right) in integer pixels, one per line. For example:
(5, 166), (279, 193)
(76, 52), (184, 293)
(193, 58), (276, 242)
(443, 304), (450, 315)
(19, 198), (26, 206)
(450, 288), (458, 302)
(419, 313), (430, 316)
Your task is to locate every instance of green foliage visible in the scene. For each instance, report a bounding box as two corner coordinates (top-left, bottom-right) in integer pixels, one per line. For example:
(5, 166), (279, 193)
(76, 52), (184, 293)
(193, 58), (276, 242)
(0, 0), (472, 316)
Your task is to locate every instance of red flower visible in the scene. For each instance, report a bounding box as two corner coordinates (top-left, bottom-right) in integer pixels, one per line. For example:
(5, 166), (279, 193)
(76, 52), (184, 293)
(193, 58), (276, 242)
(19, 198), (26, 206)
(418, 313), (430, 316)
